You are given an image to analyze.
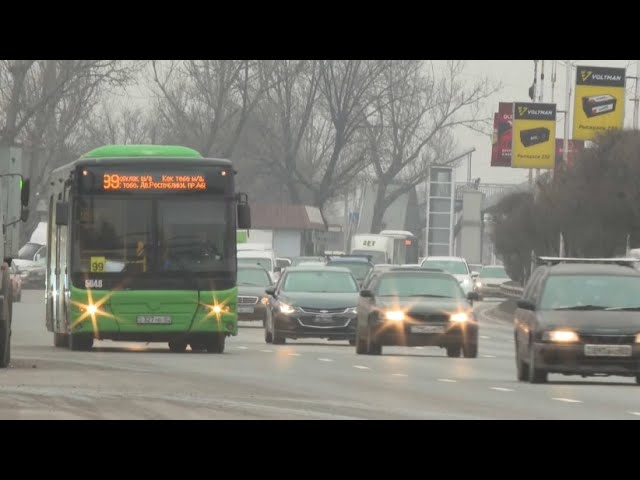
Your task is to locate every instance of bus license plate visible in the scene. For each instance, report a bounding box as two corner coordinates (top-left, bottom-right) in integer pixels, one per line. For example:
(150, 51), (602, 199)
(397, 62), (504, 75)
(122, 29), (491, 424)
(137, 315), (172, 325)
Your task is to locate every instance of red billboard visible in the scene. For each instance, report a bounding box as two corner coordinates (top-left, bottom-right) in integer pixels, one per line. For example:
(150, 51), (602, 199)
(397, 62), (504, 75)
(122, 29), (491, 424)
(491, 102), (512, 167)
(555, 139), (585, 167)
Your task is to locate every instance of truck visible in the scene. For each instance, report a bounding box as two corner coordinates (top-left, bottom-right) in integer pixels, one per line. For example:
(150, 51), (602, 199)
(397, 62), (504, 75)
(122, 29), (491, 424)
(350, 231), (417, 265)
(0, 175), (31, 367)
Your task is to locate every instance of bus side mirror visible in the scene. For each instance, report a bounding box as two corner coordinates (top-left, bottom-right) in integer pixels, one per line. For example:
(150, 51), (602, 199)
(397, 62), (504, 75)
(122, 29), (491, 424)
(20, 206), (29, 222)
(237, 193), (251, 229)
(56, 202), (69, 226)
(21, 178), (30, 207)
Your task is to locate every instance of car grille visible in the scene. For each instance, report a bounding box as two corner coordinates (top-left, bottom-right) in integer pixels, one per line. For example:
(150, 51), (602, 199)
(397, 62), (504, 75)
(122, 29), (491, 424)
(407, 313), (450, 323)
(579, 334), (636, 345)
(299, 307), (349, 314)
(238, 296), (259, 305)
(298, 317), (351, 328)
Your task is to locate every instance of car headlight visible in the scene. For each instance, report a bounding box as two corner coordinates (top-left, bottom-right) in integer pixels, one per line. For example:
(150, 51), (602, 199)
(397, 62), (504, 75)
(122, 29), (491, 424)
(279, 303), (296, 314)
(385, 310), (405, 321)
(475, 281), (482, 287)
(346, 307), (357, 314)
(260, 297), (269, 305)
(450, 312), (470, 323)
(543, 330), (579, 343)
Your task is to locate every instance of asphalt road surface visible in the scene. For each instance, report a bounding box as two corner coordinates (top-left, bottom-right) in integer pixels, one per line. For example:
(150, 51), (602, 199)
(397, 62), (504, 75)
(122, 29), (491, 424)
(2, 290), (640, 419)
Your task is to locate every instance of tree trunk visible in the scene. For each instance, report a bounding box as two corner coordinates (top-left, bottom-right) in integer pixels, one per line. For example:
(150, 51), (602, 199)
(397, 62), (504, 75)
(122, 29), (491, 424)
(370, 182), (388, 233)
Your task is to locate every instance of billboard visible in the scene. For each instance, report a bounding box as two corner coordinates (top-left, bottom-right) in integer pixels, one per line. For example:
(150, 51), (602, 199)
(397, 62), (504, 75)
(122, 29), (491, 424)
(573, 65), (626, 141)
(511, 102), (556, 169)
(555, 139), (585, 167)
(491, 102), (512, 167)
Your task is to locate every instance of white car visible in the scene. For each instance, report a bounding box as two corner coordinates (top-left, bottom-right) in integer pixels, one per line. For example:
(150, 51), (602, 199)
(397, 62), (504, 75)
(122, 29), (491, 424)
(419, 256), (475, 295)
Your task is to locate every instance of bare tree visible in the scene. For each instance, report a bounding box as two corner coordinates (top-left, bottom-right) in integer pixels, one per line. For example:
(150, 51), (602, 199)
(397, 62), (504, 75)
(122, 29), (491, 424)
(252, 60), (321, 204)
(150, 60), (274, 158)
(365, 60), (499, 233)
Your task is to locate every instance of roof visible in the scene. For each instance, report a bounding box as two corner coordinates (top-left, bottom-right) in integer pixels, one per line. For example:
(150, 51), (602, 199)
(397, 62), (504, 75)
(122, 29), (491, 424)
(379, 270), (455, 279)
(82, 145), (202, 159)
(547, 263), (640, 276)
(237, 263), (271, 271)
(285, 265), (351, 273)
(249, 203), (326, 230)
(327, 257), (372, 264)
(423, 256), (466, 261)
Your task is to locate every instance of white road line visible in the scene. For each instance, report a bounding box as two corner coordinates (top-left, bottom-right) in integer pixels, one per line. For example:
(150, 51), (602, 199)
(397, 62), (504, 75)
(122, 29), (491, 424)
(318, 358), (333, 362)
(236, 346), (248, 350)
(392, 373), (408, 377)
(260, 349), (273, 353)
(481, 355), (497, 358)
(480, 335), (491, 340)
(353, 365), (370, 370)
(437, 378), (457, 383)
(552, 397), (582, 403)
(627, 411), (640, 416)
(490, 387), (514, 392)
(414, 347), (424, 350)
(287, 353), (301, 357)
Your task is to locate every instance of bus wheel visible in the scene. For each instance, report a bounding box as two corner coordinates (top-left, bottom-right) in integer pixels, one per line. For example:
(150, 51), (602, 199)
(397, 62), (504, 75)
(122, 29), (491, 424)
(189, 343), (207, 352)
(69, 334), (93, 351)
(53, 333), (69, 348)
(168, 340), (187, 353)
(205, 333), (225, 354)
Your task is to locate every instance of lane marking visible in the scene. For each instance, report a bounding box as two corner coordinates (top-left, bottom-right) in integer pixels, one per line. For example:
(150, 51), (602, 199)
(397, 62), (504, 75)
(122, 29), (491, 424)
(236, 346), (248, 350)
(287, 352), (301, 357)
(480, 335), (491, 340)
(260, 349), (273, 353)
(552, 397), (582, 403)
(392, 373), (408, 377)
(353, 365), (370, 370)
(318, 358), (333, 362)
(414, 347), (424, 350)
(490, 387), (514, 392)
(481, 355), (497, 358)
(627, 411), (640, 416)
(437, 378), (457, 383)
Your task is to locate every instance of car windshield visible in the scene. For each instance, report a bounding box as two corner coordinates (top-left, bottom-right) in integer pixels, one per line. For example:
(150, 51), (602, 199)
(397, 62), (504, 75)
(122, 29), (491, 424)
(18, 242), (42, 261)
(282, 270), (359, 293)
(540, 274), (640, 310)
(375, 273), (464, 298)
(237, 267), (271, 286)
(480, 266), (509, 279)
(326, 262), (371, 280)
(421, 259), (468, 275)
(238, 257), (273, 271)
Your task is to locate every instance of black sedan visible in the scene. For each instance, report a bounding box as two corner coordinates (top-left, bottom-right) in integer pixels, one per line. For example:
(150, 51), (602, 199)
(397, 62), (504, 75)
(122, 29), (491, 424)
(237, 264), (273, 322)
(264, 265), (359, 345)
(515, 259), (640, 384)
(355, 269), (479, 357)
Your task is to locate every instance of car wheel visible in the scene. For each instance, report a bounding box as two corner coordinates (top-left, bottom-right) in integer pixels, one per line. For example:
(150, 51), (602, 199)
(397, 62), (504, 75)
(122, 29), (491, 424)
(528, 343), (548, 383)
(636, 375), (640, 385)
(348, 339), (356, 346)
(446, 345), (461, 357)
(0, 308), (10, 368)
(367, 332), (382, 355)
(54, 332), (69, 348)
(355, 329), (368, 354)
(515, 339), (529, 381)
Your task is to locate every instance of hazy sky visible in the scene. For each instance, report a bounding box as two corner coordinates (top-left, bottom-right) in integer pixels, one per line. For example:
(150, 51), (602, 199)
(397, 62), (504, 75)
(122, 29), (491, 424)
(457, 60), (638, 185)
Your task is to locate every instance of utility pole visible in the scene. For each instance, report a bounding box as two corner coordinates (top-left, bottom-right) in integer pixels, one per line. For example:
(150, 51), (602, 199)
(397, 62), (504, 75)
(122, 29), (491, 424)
(633, 59), (640, 130)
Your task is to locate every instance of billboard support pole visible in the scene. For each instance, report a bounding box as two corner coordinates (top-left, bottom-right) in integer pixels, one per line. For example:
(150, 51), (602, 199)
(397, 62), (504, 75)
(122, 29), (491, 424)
(634, 60), (640, 130)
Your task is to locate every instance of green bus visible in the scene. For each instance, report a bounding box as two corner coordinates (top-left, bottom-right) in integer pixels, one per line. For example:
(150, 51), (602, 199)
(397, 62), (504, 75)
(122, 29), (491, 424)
(45, 145), (251, 353)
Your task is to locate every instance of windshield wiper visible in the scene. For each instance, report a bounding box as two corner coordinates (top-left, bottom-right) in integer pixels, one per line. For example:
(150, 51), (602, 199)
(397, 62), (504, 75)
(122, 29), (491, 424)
(604, 306), (640, 311)
(553, 304), (607, 311)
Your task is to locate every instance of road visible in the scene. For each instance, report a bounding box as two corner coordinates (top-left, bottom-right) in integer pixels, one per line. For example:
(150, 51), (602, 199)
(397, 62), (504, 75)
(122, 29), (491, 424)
(2, 290), (640, 419)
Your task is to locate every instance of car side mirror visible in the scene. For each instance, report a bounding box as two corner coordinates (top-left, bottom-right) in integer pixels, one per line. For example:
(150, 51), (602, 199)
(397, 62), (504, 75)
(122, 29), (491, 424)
(360, 289), (373, 298)
(265, 287), (276, 297)
(471, 271), (479, 278)
(516, 299), (536, 311)
(467, 291), (480, 302)
(21, 178), (30, 207)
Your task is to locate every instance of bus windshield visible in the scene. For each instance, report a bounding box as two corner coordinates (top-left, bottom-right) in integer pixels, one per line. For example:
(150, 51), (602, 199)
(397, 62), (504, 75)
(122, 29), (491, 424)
(72, 196), (234, 275)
